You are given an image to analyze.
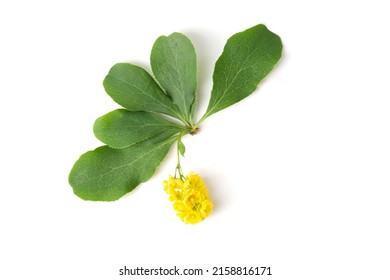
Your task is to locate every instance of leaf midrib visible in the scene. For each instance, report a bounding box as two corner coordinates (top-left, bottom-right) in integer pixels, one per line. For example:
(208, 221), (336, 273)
(84, 137), (174, 182)
(110, 74), (182, 118)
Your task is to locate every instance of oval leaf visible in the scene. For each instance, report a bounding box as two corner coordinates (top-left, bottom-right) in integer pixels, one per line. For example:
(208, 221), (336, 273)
(150, 33), (197, 122)
(69, 136), (176, 201)
(205, 24), (282, 118)
(103, 63), (182, 120)
(94, 109), (185, 149)
(178, 139), (186, 157)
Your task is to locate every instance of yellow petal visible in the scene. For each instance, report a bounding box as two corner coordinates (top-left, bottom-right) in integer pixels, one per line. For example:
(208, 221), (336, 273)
(184, 212), (202, 224)
(200, 200), (213, 218)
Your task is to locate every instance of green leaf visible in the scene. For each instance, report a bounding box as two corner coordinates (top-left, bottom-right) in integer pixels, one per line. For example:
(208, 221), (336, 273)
(94, 109), (185, 149)
(150, 33), (197, 123)
(103, 63), (183, 120)
(178, 139), (186, 156)
(204, 24), (282, 118)
(69, 135), (176, 201)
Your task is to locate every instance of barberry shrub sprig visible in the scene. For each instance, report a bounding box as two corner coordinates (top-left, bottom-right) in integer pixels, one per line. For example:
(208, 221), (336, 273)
(69, 24), (282, 223)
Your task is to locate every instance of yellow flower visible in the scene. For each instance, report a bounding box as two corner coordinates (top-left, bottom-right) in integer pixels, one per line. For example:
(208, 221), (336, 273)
(163, 173), (213, 224)
(163, 176), (184, 201)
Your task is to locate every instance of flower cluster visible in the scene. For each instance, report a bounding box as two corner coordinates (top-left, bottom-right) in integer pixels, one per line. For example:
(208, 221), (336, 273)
(163, 173), (213, 224)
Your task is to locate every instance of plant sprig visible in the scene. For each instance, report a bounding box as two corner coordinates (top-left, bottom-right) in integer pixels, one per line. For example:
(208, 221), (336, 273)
(69, 24), (282, 202)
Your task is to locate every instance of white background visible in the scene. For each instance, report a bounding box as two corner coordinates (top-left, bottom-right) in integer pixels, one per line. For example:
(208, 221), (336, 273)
(1, 0), (389, 279)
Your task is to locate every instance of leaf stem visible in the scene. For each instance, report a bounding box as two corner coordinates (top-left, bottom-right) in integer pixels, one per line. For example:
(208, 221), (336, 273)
(173, 112), (192, 127)
(174, 132), (186, 180)
(192, 111), (210, 132)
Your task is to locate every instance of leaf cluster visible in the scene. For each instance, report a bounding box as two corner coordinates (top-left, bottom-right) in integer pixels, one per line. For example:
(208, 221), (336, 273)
(69, 24), (282, 201)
